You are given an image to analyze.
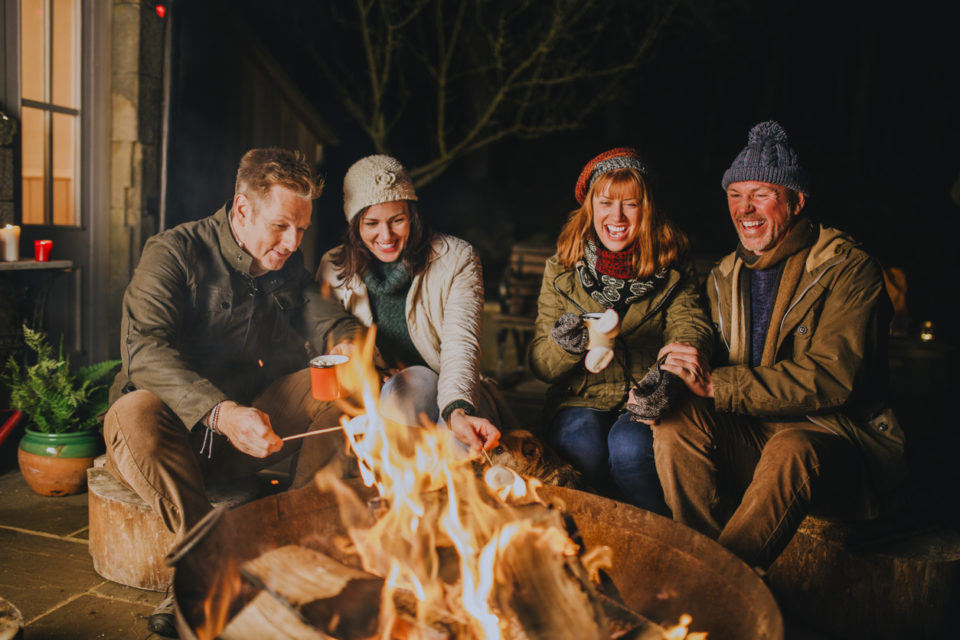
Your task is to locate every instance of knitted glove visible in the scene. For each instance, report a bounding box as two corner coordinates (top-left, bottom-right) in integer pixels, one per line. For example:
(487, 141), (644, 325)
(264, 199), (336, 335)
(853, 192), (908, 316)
(626, 366), (685, 421)
(550, 313), (589, 354)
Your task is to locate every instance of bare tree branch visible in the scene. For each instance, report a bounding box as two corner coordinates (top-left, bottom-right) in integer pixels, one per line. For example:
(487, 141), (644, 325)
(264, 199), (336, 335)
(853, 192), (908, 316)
(296, 0), (679, 186)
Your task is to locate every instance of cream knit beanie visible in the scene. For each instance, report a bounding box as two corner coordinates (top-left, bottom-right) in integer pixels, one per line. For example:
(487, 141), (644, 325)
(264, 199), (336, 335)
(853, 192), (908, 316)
(342, 154), (418, 222)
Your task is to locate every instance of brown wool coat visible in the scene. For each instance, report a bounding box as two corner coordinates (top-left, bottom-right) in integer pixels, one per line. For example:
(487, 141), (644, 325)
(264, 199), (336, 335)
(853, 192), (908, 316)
(707, 225), (906, 516)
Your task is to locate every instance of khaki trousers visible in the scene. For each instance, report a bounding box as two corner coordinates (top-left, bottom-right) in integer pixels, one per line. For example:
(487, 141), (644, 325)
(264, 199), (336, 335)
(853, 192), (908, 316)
(651, 396), (866, 569)
(103, 369), (343, 541)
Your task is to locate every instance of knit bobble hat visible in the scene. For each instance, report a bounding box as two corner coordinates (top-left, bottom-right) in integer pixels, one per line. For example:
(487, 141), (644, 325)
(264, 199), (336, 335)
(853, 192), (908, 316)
(343, 154), (418, 222)
(575, 147), (648, 205)
(721, 121), (810, 195)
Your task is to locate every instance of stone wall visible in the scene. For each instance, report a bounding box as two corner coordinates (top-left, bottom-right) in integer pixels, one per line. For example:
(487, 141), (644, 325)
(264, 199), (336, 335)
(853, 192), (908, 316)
(107, 1), (165, 355)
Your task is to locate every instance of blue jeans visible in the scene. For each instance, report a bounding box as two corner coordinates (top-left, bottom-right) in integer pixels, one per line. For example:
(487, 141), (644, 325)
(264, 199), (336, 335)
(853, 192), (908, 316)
(379, 366), (470, 456)
(548, 407), (668, 515)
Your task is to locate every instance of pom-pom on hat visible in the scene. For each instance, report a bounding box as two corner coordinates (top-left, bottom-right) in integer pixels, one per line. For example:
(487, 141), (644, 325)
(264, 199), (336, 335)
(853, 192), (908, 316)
(343, 154), (418, 222)
(575, 147), (648, 205)
(721, 121), (810, 195)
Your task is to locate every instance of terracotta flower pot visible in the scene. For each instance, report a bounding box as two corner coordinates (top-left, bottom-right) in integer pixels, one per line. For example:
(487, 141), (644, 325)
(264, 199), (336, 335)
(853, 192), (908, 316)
(17, 428), (104, 496)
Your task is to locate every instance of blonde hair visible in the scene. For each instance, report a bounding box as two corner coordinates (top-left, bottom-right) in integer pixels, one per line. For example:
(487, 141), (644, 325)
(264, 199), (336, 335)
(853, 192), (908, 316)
(556, 168), (688, 278)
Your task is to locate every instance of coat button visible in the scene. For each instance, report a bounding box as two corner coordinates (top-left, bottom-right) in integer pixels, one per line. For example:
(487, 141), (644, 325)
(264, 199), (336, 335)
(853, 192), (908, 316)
(220, 301), (230, 310)
(797, 325), (808, 334)
(877, 422), (889, 432)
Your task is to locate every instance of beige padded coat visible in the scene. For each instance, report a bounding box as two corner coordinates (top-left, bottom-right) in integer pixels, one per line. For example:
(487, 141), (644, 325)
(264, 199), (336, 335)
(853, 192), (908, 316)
(318, 234), (505, 424)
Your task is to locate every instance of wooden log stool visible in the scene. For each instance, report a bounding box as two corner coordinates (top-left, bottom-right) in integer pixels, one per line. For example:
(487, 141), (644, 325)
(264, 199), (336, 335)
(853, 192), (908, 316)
(87, 462), (265, 591)
(768, 514), (960, 638)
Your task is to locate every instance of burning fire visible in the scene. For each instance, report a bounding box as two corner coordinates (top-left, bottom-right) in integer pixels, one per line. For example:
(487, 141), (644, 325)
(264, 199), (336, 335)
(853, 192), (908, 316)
(194, 327), (707, 639)
(311, 329), (706, 639)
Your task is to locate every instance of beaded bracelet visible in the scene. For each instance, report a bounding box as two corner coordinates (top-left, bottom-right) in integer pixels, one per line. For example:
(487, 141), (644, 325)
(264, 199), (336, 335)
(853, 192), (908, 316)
(209, 401), (224, 435)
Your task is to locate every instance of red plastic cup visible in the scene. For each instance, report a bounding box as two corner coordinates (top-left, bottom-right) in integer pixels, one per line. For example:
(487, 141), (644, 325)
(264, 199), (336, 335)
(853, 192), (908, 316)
(34, 239), (52, 262)
(309, 354), (349, 401)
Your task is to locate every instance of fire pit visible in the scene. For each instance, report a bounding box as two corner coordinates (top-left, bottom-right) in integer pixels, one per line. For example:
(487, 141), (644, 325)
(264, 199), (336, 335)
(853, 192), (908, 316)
(172, 481), (782, 639)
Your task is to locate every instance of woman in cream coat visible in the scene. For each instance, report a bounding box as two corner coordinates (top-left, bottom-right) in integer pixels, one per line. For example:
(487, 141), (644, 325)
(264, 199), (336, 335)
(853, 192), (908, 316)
(317, 154), (501, 453)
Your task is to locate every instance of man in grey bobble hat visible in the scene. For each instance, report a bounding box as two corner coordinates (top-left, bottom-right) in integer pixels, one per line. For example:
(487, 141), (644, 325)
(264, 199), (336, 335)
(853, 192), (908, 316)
(647, 120), (905, 571)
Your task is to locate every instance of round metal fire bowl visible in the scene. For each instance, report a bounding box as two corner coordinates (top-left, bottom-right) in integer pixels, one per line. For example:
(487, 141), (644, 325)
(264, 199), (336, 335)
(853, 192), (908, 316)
(173, 482), (783, 639)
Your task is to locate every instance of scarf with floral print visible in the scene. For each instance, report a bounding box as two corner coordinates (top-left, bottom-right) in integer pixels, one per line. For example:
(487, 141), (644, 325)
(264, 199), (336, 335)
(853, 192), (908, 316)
(576, 239), (667, 312)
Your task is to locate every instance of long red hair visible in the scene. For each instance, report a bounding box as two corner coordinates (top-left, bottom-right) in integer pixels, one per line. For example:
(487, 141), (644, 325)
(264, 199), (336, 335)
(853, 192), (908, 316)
(556, 168), (688, 278)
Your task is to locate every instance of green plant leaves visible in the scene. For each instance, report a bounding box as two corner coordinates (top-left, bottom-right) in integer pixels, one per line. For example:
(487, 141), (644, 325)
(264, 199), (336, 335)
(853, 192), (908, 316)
(3, 325), (120, 433)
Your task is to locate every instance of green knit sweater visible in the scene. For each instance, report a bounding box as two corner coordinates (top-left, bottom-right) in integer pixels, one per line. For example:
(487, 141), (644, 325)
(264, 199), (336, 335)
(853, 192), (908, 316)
(363, 261), (426, 369)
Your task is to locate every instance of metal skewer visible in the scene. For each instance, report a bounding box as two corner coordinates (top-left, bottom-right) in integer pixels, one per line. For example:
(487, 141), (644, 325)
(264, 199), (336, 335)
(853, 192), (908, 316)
(281, 425), (345, 442)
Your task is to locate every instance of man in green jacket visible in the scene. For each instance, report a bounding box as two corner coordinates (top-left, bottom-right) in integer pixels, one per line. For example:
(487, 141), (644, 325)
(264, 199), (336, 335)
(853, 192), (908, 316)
(103, 148), (361, 637)
(652, 121), (905, 570)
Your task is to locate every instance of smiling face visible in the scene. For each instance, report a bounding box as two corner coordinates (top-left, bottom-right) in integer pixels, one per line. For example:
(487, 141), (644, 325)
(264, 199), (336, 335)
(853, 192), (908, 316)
(591, 179), (641, 252)
(232, 184), (312, 275)
(726, 181), (805, 255)
(359, 200), (411, 263)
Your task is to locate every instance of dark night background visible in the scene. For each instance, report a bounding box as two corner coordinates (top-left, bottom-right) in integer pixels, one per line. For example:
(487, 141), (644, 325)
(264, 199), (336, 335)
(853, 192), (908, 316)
(165, 0), (960, 343)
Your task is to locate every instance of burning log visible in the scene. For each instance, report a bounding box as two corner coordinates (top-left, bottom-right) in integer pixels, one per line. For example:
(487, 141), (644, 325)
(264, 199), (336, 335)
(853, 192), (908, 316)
(219, 592), (329, 640)
(240, 545), (383, 640)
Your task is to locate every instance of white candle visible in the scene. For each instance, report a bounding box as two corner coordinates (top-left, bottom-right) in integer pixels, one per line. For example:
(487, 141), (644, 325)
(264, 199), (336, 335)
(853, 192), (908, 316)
(0, 224), (20, 261)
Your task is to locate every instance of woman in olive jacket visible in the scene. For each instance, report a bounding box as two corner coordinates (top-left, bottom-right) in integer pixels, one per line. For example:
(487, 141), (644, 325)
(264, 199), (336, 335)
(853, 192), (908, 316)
(529, 148), (713, 513)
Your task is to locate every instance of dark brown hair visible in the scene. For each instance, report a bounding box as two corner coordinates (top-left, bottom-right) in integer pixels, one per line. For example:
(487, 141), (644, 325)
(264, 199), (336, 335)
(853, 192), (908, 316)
(332, 201), (435, 281)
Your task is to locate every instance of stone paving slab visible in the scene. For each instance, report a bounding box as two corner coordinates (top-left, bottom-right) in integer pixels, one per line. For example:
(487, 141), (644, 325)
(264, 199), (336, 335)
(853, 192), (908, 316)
(22, 593), (158, 640)
(0, 470), (89, 536)
(91, 581), (165, 608)
(0, 528), (100, 624)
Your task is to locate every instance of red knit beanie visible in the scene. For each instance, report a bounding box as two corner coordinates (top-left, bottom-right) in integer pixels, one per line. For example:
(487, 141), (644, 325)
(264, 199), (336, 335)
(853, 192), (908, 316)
(574, 147), (647, 205)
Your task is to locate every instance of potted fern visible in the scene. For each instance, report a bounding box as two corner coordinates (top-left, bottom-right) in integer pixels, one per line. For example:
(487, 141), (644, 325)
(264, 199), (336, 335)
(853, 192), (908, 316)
(3, 326), (120, 496)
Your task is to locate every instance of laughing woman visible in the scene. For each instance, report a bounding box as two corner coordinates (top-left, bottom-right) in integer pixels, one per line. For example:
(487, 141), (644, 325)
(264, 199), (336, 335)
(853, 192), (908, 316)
(529, 148), (713, 514)
(316, 154), (502, 455)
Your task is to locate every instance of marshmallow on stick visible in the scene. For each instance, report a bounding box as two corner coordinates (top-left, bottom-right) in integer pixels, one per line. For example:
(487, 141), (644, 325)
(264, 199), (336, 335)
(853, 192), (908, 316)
(583, 309), (619, 373)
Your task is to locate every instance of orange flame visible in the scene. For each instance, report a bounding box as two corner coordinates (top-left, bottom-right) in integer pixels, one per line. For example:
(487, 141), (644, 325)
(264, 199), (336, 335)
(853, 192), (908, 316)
(194, 559), (242, 640)
(313, 327), (695, 639)
(663, 613), (708, 639)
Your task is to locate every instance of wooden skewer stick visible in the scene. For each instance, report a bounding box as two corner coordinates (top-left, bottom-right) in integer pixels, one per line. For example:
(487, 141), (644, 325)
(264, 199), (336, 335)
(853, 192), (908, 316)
(281, 425), (346, 442)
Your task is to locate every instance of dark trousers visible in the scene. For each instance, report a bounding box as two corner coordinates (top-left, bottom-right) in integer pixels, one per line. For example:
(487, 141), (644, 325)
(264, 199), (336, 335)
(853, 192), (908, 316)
(651, 396), (866, 568)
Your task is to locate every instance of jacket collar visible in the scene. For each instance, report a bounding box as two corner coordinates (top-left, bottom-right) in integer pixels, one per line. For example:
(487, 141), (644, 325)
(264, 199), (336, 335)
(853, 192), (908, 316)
(216, 204), (258, 277)
(717, 222), (854, 279)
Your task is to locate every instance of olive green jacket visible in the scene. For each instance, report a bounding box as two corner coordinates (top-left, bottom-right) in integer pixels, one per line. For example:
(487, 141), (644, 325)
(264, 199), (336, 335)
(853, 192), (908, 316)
(529, 255), (714, 420)
(109, 206), (361, 431)
(707, 225), (906, 516)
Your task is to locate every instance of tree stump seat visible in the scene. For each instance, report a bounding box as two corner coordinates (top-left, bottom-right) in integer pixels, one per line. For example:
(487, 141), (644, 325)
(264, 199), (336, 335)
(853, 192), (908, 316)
(87, 463), (266, 591)
(768, 513), (960, 638)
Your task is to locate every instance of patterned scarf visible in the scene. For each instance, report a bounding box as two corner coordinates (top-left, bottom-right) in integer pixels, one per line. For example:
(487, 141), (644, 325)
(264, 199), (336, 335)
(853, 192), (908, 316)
(576, 239), (667, 311)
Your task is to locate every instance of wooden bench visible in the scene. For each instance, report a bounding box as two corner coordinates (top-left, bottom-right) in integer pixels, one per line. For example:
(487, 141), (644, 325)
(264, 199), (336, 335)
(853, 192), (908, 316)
(492, 243), (554, 385)
(87, 462), (266, 591)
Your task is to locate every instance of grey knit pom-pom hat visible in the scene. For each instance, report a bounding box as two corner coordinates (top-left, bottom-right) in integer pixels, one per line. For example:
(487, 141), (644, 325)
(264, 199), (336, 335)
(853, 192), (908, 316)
(343, 154), (418, 222)
(721, 121), (810, 195)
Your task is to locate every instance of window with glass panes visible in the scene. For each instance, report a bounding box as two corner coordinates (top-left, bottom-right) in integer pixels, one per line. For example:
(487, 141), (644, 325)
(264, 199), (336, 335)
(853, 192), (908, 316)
(20, 0), (80, 226)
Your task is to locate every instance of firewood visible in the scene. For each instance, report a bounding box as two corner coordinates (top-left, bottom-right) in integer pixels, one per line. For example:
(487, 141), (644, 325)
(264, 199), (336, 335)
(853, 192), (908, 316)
(241, 545), (383, 640)
(219, 591), (331, 640)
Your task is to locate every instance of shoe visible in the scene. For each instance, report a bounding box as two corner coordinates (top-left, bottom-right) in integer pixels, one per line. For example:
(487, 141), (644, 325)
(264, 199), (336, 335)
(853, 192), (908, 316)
(147, 590), (178, 638)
